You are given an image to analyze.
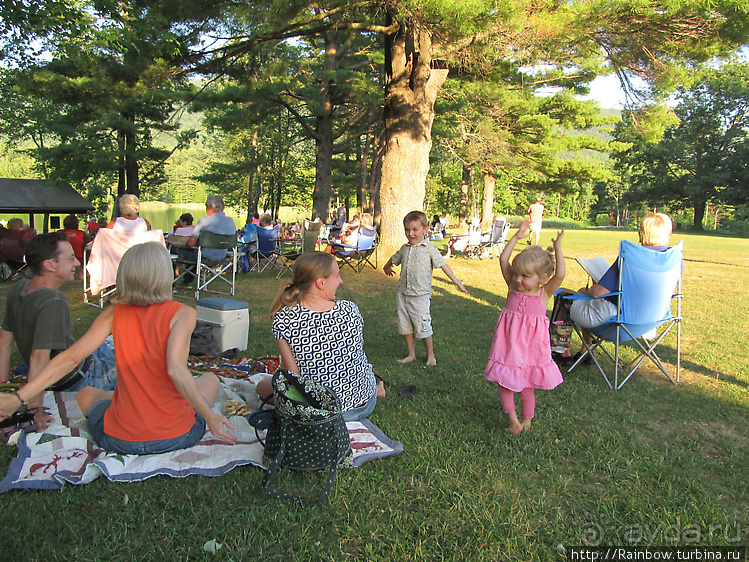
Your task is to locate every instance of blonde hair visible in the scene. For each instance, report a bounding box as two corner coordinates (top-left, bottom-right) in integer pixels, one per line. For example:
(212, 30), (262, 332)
(512, 245), (555, 281)
(118, 194), (140, 217)
(270, 252), (335, 315)
(360, 213), (373, 227)
(639, 213), (672, 246)
(116, 242), (173, 305)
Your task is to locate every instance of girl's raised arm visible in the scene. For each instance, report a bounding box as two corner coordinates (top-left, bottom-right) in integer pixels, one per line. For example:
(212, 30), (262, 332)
(500, 222), (529, 288)
(543, 229), (566, 300)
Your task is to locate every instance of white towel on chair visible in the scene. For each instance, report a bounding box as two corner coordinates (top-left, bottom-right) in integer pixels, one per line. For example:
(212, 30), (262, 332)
(86, 229), (165, 294)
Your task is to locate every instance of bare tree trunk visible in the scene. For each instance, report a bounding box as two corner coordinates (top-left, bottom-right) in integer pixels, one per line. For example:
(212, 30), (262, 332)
(116, 132), (126, 219)
(311, 30), (341, 223)
(693, 201), (706, 230)
(247, 127), (258, 217)
(459, 165), (470, 225)
(481, 171), (495, 228)
(370, 136), (384, 225)
(359, 130), (371, 212)
(378, 16), (448, 257)
(125, 127), (138, 197)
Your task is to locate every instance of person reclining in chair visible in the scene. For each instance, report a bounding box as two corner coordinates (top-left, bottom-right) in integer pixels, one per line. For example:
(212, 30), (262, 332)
(565, 213), (675, 363)
(0, 233), (117, 430)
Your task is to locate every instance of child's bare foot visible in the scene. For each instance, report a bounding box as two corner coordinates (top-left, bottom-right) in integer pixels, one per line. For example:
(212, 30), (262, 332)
(505, 411), (523, 434)
(425, 356), (437, 367)
(397, 355), (416, 364)
(376, 380), (386, 398)
(520, 418), (532, 431)
(506, 422), (524, 434)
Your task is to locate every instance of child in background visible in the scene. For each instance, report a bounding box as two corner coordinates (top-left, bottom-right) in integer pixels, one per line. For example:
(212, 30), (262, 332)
(484, 221), (565, 434)
(384, 211), (469, 366)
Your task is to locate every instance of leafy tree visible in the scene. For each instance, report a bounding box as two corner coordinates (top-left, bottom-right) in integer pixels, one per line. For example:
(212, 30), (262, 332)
(614, 65), (749, 229)
(0, 0), (208, 210)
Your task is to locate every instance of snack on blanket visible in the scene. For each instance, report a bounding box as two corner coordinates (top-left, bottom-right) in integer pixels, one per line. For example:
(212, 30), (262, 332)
(224, 399), (252, 417)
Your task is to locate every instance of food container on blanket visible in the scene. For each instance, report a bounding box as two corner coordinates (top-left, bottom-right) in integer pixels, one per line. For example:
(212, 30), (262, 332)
(196, 297), (249, 352)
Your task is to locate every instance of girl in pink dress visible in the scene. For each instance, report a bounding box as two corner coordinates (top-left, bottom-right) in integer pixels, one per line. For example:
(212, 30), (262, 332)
(485, 221), (566, 434)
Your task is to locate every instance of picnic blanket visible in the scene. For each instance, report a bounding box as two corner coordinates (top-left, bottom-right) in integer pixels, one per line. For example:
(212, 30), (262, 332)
(0, 374), (402, 492)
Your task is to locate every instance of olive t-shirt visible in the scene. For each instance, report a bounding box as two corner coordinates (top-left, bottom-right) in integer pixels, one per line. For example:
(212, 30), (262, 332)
(1, 279), (75, 363)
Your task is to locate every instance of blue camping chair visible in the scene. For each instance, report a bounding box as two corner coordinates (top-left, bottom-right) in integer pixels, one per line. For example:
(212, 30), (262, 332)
(253, 224), (286, 274)
(564, 240), (683, 390)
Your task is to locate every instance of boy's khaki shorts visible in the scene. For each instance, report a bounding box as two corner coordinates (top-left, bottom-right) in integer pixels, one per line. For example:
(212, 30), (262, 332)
(396, 293), (433, 338)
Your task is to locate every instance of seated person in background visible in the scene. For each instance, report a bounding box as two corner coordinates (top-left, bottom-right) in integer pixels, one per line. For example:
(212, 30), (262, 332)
(566, 213), (675, 360)
(339, 212), (361, 245)
(178, 196), (237, 285)
(439, 215), (447, 238)
(343, 212), (374, 246)
(0, 233), (117, 430)
(107, 194), (151, 233)
(87, 217), (108, 238)
(87, 217), (100, 236)
(430, 214), (443, 240)
(58, 214), (91, 262)
(255, 252), (385, 420)
(167, 213), (195, 258)
(174, 213), (194, 236)
(0, 218), (34, 264)
(258, 213), (273, 229)
(0, 242), (236, 452)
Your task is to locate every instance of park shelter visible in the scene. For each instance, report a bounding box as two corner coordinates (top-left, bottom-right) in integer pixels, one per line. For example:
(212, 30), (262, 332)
(0, 178), (94, 233)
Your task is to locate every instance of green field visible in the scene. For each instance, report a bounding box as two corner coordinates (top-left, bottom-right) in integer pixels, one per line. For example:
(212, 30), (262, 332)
(0, 228), (747, 561)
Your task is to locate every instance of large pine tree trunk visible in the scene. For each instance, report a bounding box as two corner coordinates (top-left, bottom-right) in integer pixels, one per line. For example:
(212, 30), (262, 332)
(378, 18), (448, 258)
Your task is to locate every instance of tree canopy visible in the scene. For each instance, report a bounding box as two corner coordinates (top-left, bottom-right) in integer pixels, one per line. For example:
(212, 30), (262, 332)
(2, 0), (749, 246)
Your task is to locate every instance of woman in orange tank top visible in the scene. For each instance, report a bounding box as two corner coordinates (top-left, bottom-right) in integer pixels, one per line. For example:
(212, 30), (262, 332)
(2, 242), (236, 454)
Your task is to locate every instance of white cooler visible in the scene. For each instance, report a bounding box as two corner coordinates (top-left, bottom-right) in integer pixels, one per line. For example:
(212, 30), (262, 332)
(195, 297), (249, 352)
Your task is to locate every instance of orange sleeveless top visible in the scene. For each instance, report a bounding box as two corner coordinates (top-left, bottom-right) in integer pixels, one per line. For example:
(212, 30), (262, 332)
(104, 300), (195, 442)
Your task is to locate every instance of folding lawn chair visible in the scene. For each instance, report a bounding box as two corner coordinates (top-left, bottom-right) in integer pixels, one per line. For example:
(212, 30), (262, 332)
(488, 218), (510, 257)
(329, 225), (378, 272)
(563, 240), (683, 390)
(253, 224), (289, 275)
(447, 219), (483, 258)
(467, 217), (511, 259)
(193, 231), (238, 300)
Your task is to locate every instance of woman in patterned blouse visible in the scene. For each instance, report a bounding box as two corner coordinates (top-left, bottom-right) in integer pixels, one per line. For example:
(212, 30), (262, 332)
(258, 252), (386, 421)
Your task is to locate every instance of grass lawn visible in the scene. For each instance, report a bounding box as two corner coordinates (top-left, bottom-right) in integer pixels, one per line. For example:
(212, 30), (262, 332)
(0, 228), (747, 561)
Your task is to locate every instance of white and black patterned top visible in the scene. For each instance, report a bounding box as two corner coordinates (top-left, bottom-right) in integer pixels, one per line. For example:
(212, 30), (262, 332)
(272, 300), (377, 412)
